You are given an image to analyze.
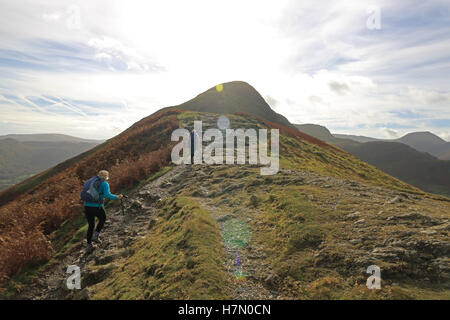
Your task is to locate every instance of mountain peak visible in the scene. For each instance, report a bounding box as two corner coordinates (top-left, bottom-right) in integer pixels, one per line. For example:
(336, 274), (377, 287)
(175, 81), (292, 127)
(398, 131), (446, 145)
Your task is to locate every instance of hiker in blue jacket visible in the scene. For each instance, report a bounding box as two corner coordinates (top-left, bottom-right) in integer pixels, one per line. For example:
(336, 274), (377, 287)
(83, 170), (122, 253)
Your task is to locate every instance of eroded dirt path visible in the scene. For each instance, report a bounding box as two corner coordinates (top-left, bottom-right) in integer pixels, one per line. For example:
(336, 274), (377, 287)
(199, 200), (275, 299)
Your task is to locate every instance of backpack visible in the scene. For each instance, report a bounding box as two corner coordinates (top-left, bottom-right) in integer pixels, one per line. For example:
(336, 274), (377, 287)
(80, 176), (103, 203)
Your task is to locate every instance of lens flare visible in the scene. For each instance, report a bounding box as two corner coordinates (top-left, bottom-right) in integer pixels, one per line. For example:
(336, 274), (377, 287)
(215, 83), (224, 92)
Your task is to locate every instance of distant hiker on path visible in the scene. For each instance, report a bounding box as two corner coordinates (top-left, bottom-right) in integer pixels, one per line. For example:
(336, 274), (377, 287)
(80, 170), (123, 253)
(190, 129), (199, 164)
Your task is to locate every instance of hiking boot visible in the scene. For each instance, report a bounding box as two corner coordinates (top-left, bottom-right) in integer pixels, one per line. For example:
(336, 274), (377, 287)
(86, 243), (94, 254)
(92, 231), (100, 243)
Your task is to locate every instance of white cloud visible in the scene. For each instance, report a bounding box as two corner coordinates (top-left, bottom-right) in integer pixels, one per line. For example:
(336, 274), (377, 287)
(88, 36), (159, 72)
(439, 132), (450, 141)
(94, 52), (112, 61)
(328, 81), (350, 95)
(42, 11), (61, 22)
(0, 0), (448, 139)
(380, 127), (399, 138)
(408, 87), (450, 105)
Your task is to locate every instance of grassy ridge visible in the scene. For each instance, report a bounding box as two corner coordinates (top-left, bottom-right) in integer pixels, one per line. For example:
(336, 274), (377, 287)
(2, 110), (448, 299)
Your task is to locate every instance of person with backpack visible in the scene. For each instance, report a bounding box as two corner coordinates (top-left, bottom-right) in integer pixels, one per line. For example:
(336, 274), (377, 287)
(80, 170), (123, 253)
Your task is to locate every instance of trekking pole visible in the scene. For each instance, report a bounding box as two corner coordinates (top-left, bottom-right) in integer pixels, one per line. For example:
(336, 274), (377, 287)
(120, 195), (128, 215)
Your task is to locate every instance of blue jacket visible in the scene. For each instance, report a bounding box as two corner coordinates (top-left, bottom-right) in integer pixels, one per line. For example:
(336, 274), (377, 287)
(84, 180), (118, 207)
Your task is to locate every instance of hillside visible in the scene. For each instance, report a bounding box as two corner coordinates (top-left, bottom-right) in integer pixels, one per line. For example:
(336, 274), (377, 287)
(174, 81), (293, 128)
(334, 133), (379, 143)
(0, 83), (449, 300)
(0, 108), (179, 283)
(294, 124), (335, 142)
(297, 124), (450, 197)
(0, 136), (102, 191)
(343, 141), (450, 197)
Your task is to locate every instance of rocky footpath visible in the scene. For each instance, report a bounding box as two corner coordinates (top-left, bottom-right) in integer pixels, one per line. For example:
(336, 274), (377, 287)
(16, 165), (189, 300)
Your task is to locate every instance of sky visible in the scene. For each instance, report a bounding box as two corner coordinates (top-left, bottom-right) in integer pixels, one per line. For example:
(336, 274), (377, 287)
(0, 0), (449, 141)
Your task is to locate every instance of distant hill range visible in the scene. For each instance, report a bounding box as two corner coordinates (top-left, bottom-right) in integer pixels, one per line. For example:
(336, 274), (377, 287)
(0, 133), (101, 144)
(295, 124), (450, 196)
(0, 134), (103, 190)
(334, 131), (450, 160)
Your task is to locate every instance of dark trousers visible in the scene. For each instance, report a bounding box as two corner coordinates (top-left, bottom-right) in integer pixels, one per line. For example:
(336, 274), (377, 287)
(84, 206), (106, 244)
(191, 138), (195, 164)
